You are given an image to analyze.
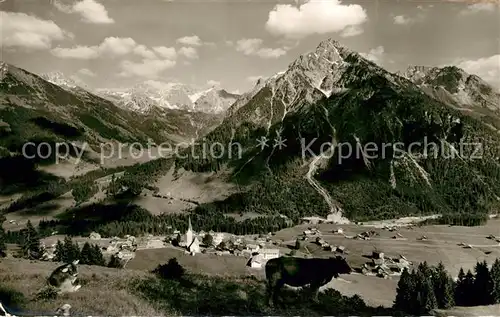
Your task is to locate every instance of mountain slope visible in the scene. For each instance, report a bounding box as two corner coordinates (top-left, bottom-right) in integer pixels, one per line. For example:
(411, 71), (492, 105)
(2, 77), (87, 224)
(177, 39), (500, 224)
(0, 63), (222, 147)
(398, 65), (500, 130)
(0, 63), (221, 195)
(193, 88), (240, 113)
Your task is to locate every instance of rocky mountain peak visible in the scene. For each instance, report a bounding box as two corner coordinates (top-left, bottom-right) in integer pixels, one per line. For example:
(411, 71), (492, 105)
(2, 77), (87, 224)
(41, 71), (79, 89)
(399, 64), (500, 113)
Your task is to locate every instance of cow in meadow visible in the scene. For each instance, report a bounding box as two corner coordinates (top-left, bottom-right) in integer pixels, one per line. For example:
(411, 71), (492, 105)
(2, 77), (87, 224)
(265, 255), (352, 306)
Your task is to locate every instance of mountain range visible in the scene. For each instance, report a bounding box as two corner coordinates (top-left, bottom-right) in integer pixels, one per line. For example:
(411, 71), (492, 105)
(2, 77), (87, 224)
(177, 38), (500, 223)
(40, 71), (240, 115)
(1, 38), (500, 225)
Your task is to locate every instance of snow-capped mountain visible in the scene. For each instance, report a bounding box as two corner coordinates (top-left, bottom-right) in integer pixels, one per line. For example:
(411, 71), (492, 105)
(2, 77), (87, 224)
(193, 88), (240, 113)
(40, 71), (91, 94)
(97, 83), (240, 114)
(41, 71), (78, 89)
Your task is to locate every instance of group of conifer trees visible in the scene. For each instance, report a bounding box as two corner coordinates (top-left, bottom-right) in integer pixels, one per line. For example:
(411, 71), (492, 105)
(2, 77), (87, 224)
(394, 259), (500, 315)
(53, 236), (106, 266)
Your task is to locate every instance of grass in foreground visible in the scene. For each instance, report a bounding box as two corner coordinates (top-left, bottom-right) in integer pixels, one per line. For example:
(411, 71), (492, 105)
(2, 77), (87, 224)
(0, 258), (162, 316)
(133, 273), (394, 316)
(0, 257), (395, 316)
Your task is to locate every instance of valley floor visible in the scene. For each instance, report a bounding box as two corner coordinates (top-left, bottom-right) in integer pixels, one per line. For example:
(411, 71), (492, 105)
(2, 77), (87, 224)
(1, 219), (500, 315)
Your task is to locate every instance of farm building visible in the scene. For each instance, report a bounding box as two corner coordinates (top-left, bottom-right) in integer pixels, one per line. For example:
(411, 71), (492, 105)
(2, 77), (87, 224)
(258, 248), (280, 260)
(372, 251), (384, 260)
(247, 254), (264, 268)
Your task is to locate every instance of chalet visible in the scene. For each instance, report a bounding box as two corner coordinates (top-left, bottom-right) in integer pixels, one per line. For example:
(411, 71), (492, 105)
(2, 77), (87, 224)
(333, 228), (344, 234)
(336, 245), (346, 253)
(258, 248), (280, 260)
(372, 251), (384, 260)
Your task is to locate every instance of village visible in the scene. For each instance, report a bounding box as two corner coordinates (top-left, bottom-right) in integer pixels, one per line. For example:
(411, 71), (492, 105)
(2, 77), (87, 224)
(3, 213), (500, 309)
(32, 214), (500, 281)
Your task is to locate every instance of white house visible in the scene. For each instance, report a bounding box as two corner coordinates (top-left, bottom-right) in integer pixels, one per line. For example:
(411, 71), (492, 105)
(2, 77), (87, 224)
(212, 233), (224, 246)
(246, 243), (260, 253)
(247, 254), (264, 269)
(259, 248), (280, 260)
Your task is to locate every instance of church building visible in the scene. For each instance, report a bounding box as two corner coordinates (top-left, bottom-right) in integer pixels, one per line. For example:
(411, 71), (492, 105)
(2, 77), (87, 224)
(185, 216), (200, 255)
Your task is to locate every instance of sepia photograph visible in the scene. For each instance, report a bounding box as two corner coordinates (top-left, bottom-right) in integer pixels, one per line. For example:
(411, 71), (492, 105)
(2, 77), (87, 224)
(0, 0), (499, 316)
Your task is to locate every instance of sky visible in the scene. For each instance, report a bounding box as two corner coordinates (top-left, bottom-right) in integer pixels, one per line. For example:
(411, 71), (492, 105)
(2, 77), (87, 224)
(0, 0), (499, 93)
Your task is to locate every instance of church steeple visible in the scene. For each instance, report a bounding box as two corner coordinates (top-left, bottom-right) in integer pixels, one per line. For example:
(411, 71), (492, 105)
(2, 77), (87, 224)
(185, 216), (193, 248)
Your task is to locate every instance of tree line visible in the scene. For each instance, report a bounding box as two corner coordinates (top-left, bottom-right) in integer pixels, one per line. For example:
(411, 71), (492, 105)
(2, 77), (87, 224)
(0, 220), (124, 267)
(394, 259), (500, 315)
(53, 236), (106, 266)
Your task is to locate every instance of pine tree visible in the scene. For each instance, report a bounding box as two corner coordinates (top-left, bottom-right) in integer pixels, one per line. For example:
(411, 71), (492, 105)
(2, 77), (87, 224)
(432, 262), (455, 309)
(62, 236), (80, 263)
(463, 269), (475, 306)
(490, 258), (500, 304)
(202, 234), (213, 247)
(79, 242), (92, 265)
(455, 268), (466, 306)
(393, 267), (417, 314)
(108, 254), (122, 268)
(54, 240), (65, 262)
(415, 262), (437, 314)
(473, 260), (493, 305)
(20, 220), (41, 259)
(90, 244), (106, 266)
(0, 227), (6, 257)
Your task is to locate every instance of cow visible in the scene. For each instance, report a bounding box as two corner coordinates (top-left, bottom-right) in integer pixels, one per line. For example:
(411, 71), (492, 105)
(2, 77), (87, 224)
(47, 260), (82, 293)
(265, 255), (352, 306)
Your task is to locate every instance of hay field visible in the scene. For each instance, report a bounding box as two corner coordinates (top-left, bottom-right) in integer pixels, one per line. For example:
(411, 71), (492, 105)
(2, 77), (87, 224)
(273, 219), (500, 277)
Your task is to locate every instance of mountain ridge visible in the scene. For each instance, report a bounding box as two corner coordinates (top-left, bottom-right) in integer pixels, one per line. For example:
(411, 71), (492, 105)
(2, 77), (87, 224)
(177, 38), (500, 225)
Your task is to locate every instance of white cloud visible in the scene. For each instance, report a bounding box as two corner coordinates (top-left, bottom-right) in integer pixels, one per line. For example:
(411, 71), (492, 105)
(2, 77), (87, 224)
(119, 59), (176, 79)
(457, 54), (500, 88)
(153, 46), (177, 60)
(392, 10), (427, 25)
(360, 46), (385, 64)
(133, 45), (157, 59)
(51, 45), (99, 59)
(265, 0), (367, 39)
(98, 37), (137, 56)
(178, 47), (199, 59)
(54, 0), (114, 24)
(0, 11), (70, 50)
(76, 68), (96, 77)
(176, 35), (202, 46)
(235, 39), (263, 55)
(340, 25), (363, 38)
(393, 15), (413, 25)
(235, 38), (287, 59)
(459, 3), (497, 15)
(51, 37), (162, 60)
(207, 80), (221, 87)
(255, 48), (287, 59)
